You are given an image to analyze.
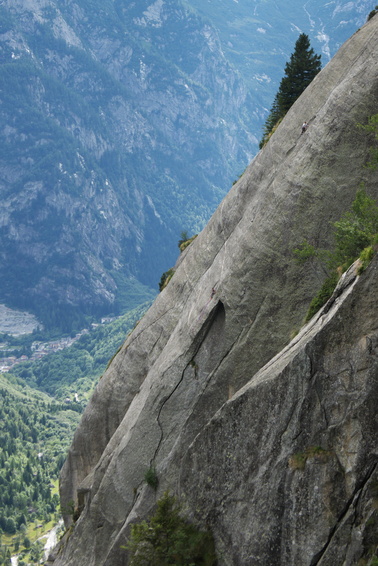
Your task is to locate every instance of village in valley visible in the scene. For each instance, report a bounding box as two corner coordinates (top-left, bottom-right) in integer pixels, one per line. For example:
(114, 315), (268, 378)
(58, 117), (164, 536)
(0, 329), (89, 373)
(0, 315), (117, 374)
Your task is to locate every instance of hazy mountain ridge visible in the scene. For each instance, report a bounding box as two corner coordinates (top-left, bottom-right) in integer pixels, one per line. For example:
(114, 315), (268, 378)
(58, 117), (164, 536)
(1, 0), (253, 329)
(53, 14), (378, 566)
(0, 0), (375, 332)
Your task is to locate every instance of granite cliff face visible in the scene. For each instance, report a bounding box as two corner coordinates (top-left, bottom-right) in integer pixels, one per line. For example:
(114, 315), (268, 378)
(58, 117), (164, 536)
(53, 15), (378, 566)
(180, 257), (378, 565)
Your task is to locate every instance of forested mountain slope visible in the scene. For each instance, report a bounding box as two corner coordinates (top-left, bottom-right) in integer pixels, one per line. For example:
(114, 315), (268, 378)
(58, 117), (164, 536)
(0, 0), (374, 332)
(0, 373), (81, 565)
(0, 301), (148, 563)
(53, 13), (378, 566)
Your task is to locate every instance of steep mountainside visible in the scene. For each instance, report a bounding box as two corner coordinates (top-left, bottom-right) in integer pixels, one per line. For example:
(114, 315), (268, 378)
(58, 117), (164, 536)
(52, 15), (378, 566)
(0, 0), (253, 329)
(0, 0), (375, 331)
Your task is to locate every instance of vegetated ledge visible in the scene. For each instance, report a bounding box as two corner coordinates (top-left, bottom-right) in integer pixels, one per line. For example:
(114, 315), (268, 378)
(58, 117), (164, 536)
(178, 255), (378, 565)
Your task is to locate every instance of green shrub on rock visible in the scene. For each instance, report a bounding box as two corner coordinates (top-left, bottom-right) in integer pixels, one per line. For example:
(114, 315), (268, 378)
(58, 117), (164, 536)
(159, 268), (175, 292)
(124, 491), (217, 566)
(179, 234), (197, 253)
(294, 187), (378, 322)
(144, 466), (159, 490)
(304, 273), (339, 323)
(358, 245), (375, 274)
(368, 7), (378, 21)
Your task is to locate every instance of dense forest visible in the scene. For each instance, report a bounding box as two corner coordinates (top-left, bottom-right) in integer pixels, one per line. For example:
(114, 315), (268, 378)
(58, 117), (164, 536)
(0, 375), (78, 565)
(0, 301), (151, 564)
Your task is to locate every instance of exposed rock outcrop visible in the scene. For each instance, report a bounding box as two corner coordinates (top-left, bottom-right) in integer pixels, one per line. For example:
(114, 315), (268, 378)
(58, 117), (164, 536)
(0, 303), (41, 335)
(53, 15), (378, 566)
(180, 257), (378, 565)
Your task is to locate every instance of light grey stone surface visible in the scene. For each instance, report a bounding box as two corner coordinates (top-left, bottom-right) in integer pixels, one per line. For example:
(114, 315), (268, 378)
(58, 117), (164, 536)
(53, 15), (378, 566)
(179, 258), (378, 565)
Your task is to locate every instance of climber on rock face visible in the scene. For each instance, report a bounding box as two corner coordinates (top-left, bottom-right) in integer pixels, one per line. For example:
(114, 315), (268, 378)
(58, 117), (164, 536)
(301, 121), (308, 134)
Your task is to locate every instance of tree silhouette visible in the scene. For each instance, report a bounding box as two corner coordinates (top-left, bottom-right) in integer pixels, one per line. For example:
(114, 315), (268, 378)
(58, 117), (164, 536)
(260, 33), (321, 147)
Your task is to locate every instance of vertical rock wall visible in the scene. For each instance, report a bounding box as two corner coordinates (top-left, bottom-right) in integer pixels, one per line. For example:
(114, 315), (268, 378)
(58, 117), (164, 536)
(179, 258), (378, 564)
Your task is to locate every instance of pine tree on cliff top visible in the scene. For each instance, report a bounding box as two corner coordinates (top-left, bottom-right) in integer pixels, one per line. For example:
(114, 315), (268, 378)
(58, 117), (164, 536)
(260, 33), (321, 147)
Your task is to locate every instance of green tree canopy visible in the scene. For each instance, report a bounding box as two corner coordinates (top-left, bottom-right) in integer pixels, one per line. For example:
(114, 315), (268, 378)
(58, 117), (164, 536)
(293, 187), (378, 322)
(125, 491), (217, 566)
(260, 33), (321, 147)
